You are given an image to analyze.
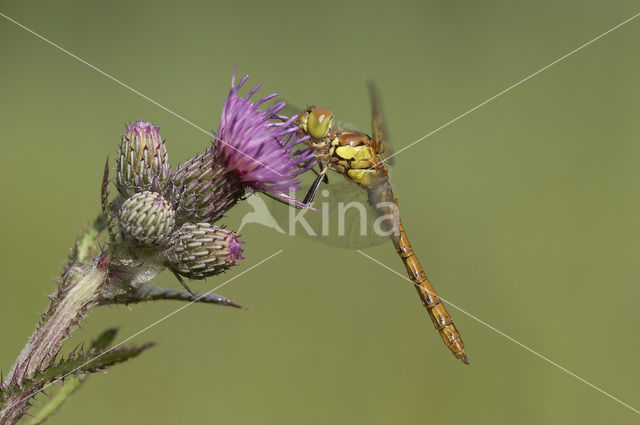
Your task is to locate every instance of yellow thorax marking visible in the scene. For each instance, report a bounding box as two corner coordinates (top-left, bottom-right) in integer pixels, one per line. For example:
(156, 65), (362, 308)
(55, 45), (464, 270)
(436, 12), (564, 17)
(346, 169), (372, 185)
(335, 145), (357, 160)
(350, 160), (372, 169)
(335, 145), (376, 161)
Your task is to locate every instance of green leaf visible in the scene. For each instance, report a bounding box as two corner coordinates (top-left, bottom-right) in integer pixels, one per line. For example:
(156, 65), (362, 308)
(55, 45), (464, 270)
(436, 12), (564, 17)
(99, 283), (245, 309)
(89, 328), (119, 352)
(9, 328), (138, 425)
(0, 331), (153, 421)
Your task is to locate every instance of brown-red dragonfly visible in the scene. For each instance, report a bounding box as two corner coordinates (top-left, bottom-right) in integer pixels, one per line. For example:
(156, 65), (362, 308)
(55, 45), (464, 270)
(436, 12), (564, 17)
(293, 84), (468, 364)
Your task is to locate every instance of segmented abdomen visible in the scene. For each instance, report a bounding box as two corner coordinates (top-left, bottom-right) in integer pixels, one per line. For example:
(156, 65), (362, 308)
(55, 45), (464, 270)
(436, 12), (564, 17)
(393, 219), (468, 364)
(369, 180), (468, 364)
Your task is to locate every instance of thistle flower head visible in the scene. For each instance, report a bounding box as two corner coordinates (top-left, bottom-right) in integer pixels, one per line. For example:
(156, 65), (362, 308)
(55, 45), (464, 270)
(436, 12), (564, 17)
(215, 69), (316, 193)
(163, 222), (244, 279)
(170, 68), (316, 225)
(116, 120), (170, 198)
(118, 191), (176, 247)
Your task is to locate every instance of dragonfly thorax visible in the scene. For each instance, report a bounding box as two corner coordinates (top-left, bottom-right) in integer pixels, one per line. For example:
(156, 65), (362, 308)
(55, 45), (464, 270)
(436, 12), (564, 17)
(328, 131), (383, 188)
(297, 106), (388, 189)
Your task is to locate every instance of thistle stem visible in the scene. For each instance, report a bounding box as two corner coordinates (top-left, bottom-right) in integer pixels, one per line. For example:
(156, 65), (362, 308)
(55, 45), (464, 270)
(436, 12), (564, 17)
(7, 262), (107, 382)
(0, 218), (106, 425)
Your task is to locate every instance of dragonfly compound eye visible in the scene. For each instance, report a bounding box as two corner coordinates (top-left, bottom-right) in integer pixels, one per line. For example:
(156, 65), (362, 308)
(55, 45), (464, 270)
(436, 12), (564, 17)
(308, 107), (333, 139)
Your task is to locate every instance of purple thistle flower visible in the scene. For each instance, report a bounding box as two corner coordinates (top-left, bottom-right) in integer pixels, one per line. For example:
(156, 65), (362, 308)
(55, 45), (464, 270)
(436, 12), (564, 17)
(171, 68), (317, 225)
(215, 69), (316, 193)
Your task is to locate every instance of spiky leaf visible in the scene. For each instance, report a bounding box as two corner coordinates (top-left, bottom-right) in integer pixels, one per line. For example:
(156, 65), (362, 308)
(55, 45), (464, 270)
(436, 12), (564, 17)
(89, 328), (119, 352)
(14, 328), (125, 425)
(99, 283), (244, 309)
(0, 337), (153, 421)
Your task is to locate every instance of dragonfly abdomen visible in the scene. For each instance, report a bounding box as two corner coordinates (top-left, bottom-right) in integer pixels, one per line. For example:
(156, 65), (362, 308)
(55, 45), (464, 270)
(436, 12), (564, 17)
(395, 221), (469, 364)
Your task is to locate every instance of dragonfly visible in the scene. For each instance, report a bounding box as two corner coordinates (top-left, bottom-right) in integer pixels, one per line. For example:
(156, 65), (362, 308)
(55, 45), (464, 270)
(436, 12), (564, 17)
(294, 84), (469, 364)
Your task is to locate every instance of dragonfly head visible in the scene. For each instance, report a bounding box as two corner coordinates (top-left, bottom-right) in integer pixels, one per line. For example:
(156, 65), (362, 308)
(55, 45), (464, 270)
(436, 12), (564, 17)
(304, 107), (333, 139)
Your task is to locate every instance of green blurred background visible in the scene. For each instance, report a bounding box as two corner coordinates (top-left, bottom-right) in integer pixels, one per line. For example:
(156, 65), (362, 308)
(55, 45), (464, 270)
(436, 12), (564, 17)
(1, 1), (639, 424)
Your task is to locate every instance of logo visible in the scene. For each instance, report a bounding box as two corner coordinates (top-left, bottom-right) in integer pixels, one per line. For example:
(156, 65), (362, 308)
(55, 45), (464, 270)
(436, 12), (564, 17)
(238, 187), (400, 245)
(238, 193), (286, 234)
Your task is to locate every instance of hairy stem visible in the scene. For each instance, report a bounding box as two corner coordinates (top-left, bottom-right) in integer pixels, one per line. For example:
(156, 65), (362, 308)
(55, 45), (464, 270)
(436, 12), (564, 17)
(0, 260), (107, 424)
(10, 263), (107, 380)
(0, 218), (106, 425)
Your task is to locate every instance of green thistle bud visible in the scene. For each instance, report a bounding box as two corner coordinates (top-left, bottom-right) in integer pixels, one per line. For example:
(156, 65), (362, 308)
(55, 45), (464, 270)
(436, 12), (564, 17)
(163, 222), (244, 279)
(118, 191), (176, 246)
(170, 147), (244, 226)
(116, 121), (170, 198)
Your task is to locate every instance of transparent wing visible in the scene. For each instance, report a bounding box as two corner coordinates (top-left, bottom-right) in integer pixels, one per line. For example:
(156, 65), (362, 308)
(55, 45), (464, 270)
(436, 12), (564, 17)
(368, 82), (394, 165)
(333, 120), (361, 133)
(240, 179), (391, 249)
(366, 174), (402, 243)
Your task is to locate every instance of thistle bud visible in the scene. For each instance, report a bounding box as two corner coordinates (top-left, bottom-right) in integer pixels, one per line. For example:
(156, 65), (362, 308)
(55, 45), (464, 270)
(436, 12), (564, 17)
(163, 222), (244, 279)
(116, 121), (170, 198)
(119, 191), (176, 246)
(170, 148), (243, 226)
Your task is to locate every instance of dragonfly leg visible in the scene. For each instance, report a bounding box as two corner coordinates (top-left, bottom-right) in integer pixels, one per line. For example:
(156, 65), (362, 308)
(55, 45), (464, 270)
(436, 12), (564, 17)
(310, 163), (329, 184)
(303, 166), (329, 205)
(239, 188), (254, 201)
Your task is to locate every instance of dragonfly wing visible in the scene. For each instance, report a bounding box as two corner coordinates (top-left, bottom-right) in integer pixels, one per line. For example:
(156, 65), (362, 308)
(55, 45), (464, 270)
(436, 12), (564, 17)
(366, 174), (401, 243)
(334, 120), (361, 133)
(259, 180), (390, 249)
(368, 81), (394, 166)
